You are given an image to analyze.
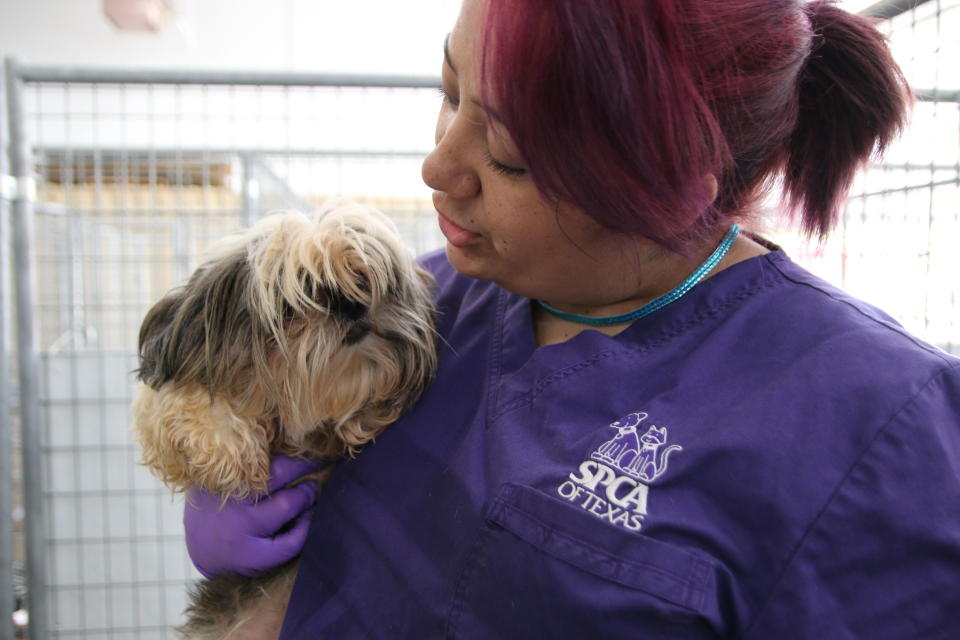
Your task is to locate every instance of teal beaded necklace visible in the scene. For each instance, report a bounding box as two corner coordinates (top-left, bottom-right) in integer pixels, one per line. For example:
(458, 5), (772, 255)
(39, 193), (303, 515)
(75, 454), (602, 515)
(536, 224), (740, 327)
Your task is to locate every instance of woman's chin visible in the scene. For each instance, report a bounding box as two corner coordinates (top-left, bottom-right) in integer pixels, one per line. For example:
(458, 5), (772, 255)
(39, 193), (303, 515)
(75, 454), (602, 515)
(445, 243), (496, 282)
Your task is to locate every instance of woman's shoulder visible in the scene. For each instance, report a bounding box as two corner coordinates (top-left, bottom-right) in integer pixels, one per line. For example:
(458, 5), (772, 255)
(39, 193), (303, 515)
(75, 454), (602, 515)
(677, 252), (960, 635)
(685, 249), (960, 443)
(750, 251), (957, 377)
(737, 258), (960, 637)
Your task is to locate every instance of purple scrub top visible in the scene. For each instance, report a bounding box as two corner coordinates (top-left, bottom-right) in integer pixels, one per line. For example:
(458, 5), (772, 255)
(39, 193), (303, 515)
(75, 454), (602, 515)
(281, 249), (960, 639)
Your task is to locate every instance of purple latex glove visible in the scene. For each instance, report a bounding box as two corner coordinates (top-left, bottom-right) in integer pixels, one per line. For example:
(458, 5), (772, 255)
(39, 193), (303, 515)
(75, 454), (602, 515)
(183, 455), (326, 578)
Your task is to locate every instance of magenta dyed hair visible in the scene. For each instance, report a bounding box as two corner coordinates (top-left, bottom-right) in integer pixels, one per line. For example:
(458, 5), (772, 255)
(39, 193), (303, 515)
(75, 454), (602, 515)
(482, 0), (909, 245)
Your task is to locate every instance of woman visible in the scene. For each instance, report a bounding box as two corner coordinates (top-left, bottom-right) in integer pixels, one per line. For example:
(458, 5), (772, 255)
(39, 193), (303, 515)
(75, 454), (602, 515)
(185, 0), (960, 637)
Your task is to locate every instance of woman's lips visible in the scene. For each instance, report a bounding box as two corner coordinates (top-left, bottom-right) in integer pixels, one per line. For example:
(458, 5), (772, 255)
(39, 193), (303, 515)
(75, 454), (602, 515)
(437, 213), (483, 248)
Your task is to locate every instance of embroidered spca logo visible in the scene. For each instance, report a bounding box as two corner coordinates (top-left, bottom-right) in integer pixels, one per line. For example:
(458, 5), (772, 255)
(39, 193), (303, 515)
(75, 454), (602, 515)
(556, 412), (682, 532)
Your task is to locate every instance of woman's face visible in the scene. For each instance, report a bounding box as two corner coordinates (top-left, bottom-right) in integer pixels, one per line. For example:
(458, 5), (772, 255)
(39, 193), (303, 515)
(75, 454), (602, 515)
(421, 0), (649, 309)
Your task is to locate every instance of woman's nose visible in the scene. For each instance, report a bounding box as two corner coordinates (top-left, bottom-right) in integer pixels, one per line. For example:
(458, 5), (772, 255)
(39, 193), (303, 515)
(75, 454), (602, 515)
(421, 116), (481, 199)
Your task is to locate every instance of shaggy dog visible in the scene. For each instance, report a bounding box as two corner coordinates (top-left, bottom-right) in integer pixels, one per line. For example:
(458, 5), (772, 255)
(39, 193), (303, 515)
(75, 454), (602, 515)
(131, 202), (437, 638)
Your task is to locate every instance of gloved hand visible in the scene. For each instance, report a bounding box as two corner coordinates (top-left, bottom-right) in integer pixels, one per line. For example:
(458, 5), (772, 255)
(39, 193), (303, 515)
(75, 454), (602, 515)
(183, 455), (326, 578)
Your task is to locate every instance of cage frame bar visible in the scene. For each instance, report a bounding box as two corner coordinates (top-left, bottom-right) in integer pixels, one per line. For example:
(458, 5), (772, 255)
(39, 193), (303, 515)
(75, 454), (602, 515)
(4, 57), (48, 640)
(15, 66), (440, 90)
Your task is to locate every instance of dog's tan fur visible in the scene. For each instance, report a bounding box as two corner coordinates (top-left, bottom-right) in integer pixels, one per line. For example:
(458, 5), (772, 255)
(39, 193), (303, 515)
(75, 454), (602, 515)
(132, 385), (277, 500)
(131, 202), (437, 637)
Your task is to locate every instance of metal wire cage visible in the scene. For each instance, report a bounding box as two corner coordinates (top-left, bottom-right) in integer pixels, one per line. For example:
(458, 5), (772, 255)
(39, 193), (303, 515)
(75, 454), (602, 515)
(4, 70), (444, 638)
(1, 0), (958, 637)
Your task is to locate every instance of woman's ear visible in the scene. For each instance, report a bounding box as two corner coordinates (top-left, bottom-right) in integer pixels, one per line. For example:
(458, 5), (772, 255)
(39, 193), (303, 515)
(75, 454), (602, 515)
(703, 174), (718, 204)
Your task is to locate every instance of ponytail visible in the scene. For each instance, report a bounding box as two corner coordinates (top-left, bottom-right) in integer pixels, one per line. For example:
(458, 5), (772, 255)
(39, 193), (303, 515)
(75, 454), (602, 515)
(785, 1), (910, 238)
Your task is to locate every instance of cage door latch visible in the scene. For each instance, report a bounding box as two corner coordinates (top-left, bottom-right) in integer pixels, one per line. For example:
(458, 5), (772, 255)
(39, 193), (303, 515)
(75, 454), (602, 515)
(0, 175), (37, 202)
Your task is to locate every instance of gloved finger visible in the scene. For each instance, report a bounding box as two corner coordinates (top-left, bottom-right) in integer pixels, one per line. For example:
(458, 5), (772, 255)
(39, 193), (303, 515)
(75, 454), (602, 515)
(235, 509), (313, 577)
(267, 455), (328, 493)
(268, 507), (314, 561)
(248, 482), (318, 537)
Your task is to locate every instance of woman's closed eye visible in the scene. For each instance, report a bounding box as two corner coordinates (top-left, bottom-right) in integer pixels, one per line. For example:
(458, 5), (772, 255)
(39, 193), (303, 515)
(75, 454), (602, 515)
(437, 87), (460, 108)
(484, 151), (526, 177)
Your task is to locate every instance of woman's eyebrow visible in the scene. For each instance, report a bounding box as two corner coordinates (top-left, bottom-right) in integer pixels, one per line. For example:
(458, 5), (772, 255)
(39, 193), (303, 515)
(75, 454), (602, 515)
(443, 33), (503, 124)
(443, 34), (457, 74)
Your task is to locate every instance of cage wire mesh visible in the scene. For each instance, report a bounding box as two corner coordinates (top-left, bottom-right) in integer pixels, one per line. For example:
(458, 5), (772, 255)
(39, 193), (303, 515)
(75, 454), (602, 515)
(2, 0), (959, 637)
(17, 77), (442, 637)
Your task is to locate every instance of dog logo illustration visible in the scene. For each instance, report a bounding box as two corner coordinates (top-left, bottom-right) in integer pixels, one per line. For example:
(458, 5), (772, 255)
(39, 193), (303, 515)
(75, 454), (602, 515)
(591, 412), (682, 482)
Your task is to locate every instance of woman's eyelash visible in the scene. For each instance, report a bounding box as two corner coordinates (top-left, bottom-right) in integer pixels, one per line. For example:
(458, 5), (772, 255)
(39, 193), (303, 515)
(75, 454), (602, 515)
(484, 151), (526, 177)
(437, 87), (460, 107)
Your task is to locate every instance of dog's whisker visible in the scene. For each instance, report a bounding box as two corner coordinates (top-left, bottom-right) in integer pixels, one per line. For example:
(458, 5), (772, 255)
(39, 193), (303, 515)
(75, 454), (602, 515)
(434, 329), (458, 357)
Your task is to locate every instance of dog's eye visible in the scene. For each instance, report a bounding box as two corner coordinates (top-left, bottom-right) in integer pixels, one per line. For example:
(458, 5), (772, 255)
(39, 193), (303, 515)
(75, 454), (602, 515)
(344, 321), (371, 345)
(328, 293), (367, 322)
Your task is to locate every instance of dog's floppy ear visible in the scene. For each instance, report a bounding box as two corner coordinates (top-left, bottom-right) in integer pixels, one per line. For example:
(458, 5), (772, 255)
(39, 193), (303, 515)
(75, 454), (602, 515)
(136, 290), (184, 390)
(132, 383), (272, 499)
(136, 249), (262, 398)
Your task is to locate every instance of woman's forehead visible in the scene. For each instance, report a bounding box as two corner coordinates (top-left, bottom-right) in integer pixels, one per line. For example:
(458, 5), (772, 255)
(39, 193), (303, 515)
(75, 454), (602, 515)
(447, 0), (487, 69)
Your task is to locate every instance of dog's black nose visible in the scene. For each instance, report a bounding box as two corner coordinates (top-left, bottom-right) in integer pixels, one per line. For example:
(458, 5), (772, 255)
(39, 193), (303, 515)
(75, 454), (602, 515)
(344, 321), (371, 345)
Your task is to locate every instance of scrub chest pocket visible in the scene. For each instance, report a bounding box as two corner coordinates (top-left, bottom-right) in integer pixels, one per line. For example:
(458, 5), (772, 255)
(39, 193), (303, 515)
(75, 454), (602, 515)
(444, 483), (723, 639)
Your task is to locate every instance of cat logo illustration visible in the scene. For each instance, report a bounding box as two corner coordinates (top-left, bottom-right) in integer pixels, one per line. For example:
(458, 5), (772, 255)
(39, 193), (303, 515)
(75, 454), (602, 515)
(592, 412), (682, 482)
(557, 412), (682, 532)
